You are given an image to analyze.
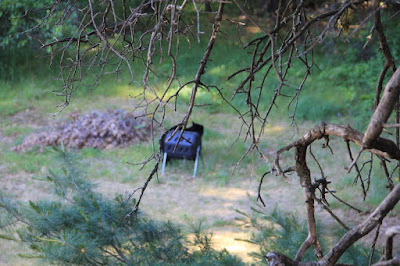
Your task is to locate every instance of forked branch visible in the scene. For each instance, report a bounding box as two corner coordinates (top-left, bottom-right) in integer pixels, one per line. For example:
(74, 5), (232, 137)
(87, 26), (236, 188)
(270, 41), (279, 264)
(272, 121), (400, 263)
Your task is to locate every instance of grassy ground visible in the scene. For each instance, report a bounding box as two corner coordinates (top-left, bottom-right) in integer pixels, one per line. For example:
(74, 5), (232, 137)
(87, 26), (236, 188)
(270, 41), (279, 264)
(1, 89), (399, 264)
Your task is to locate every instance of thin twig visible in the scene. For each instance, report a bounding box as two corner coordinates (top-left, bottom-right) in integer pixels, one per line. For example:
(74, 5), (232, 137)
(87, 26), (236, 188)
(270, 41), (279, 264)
(312, 194), (350, 230)
(368, 222), (381, 266)
(257, 171), (270, 207)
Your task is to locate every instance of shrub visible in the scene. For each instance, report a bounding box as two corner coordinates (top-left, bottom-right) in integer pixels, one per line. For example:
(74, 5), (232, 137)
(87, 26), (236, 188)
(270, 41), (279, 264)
(0, 147), (243, 265)
(236, 205), (375, 265)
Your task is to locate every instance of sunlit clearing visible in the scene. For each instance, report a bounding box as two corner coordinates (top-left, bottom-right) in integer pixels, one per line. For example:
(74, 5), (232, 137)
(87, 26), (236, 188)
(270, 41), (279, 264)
(163, 84), (218, 102)
(263, 125), (287, 134)
(208, 65), (228, 76)
(247, 26), (263, 34)
(212, 231), (258, 263)
(112, 84), (143, 97)
(163, 84), (191, 100)
(186, 230), (258, 263)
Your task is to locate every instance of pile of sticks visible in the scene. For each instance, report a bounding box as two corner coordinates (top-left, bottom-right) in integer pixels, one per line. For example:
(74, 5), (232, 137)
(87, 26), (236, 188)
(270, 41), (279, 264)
(14, 109), (150, 151)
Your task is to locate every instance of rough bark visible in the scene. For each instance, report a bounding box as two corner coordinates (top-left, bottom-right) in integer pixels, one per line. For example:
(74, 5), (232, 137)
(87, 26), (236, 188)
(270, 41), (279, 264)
(382, 225), (400, 261)
(265, 184), (400, 265)
(294, 144), (323, 261)
(266, 252), (319, 266)
(374, 0), (396, 73)
(373, 257), (400, 266)
(273, 122), (400, 264)
(265, 252), (351, 266)
(321, 183), (400, 265)
(363, 68), (400, 148)
(276, 123), (400, 165)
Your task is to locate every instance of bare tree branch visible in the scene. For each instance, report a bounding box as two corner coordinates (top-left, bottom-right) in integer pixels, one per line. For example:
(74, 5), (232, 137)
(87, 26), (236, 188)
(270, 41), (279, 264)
(23, 1), (400, 263)
(363, 68), (400, 148)
(321, 183), (400, 265)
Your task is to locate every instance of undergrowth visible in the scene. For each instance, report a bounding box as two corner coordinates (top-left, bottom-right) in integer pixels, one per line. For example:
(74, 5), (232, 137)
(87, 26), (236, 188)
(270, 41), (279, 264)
(3, 15), (400, 129)
(0, 148), (243, 265)
(236, 205), (378, 265)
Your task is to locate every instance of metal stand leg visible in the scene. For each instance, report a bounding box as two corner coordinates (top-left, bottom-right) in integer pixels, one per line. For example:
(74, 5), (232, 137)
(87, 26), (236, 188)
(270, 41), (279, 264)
(193, 146), (201, 178)
(162, 152), (167, 175)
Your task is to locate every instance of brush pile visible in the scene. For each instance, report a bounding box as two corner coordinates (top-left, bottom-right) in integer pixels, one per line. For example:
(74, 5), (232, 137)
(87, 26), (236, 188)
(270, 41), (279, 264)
(14, 109), (151, 151)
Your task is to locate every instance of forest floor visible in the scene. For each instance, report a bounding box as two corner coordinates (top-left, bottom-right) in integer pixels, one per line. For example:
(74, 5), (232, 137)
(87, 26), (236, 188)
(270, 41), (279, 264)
(1, 97), (399, 265)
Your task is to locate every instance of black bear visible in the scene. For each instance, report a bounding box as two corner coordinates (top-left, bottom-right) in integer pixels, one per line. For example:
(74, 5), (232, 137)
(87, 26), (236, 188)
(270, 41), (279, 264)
(161, 122), (204, 177)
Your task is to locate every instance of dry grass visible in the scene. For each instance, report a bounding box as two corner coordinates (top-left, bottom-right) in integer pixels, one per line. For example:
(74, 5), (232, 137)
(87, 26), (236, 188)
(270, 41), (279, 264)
(1, 98), (399, 265)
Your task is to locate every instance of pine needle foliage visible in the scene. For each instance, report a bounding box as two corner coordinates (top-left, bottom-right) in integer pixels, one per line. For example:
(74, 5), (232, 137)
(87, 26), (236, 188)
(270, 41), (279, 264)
(0, 147), (243, 265)
(236, 206), (314, 263)
(236, 205), (374, 265)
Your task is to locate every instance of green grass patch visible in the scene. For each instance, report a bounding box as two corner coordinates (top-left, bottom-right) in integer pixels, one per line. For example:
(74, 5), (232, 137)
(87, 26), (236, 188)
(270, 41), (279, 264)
(3, 148), (53, 174)
(2, 125), (33, 137)
(79, 147), (104, 159)
(0, 101), (29, 116)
